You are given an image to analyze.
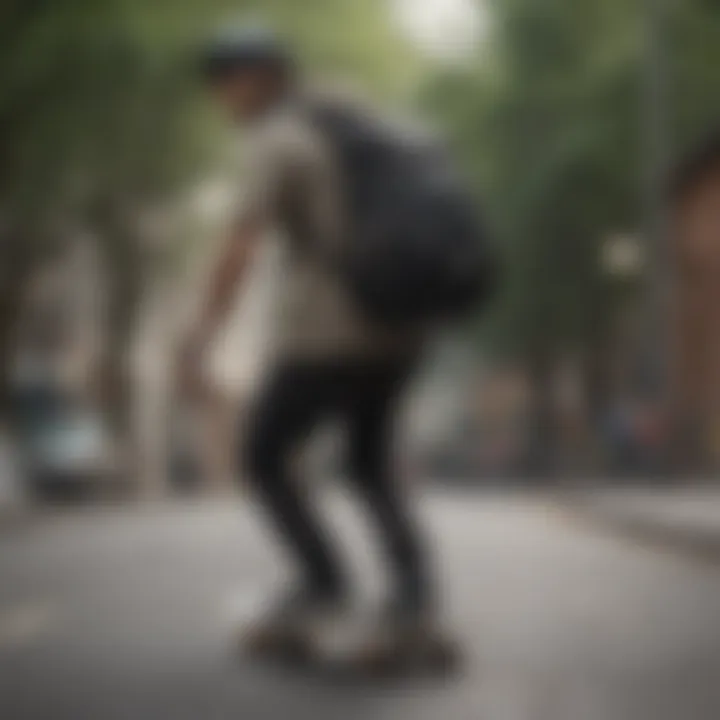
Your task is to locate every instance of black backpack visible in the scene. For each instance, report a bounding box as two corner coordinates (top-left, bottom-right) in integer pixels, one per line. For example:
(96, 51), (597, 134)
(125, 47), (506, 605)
(305, 98), (498, 327)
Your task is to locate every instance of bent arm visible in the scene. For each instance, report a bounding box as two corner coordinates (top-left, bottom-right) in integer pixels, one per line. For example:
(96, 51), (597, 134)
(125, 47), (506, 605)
(192, 213), (265, 347)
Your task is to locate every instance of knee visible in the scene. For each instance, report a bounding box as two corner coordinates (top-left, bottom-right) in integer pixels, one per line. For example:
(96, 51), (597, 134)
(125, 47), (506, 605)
(242, 422), (284, 487)
(348, 431), (385, 484)
(349, 448), (376, 483)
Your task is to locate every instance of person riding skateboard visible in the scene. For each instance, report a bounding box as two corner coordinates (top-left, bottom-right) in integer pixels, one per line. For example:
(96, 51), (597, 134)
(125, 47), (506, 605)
(180, 24), (492, 668)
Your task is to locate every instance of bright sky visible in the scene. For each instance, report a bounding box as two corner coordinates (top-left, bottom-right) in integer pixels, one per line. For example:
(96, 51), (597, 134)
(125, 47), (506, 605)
(392, 0), (486, 63)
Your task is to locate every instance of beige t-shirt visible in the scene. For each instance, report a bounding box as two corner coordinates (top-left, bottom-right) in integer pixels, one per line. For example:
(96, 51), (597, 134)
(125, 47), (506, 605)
(238, 94), (419, 361)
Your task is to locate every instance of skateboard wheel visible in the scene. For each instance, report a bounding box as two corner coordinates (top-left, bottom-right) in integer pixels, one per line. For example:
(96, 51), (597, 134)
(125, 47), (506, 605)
(239, 627), (310, 664)
(423, 638), (461, 674)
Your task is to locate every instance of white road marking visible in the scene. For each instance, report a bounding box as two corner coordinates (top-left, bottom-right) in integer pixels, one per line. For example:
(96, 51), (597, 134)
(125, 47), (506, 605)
(0, 601), (55, 650)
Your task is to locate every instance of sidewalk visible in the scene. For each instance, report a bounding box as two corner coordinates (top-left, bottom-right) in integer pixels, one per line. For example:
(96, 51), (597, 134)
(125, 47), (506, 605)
(0, 436), (24, 519)
(571, 486), (720, 564)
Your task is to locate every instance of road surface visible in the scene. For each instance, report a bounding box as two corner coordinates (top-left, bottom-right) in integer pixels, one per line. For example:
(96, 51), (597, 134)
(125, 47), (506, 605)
(2, 492), (720, 720)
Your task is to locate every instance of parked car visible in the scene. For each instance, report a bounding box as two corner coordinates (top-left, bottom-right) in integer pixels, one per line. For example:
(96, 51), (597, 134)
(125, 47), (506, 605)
(10, 377), (116, 500)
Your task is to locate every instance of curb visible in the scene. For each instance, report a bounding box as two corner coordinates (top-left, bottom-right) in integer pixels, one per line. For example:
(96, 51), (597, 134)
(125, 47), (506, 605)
(562, 497), (720, 569)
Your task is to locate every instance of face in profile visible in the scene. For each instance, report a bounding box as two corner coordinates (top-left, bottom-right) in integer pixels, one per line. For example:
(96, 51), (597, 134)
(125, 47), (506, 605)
(209, 68), (281, 124)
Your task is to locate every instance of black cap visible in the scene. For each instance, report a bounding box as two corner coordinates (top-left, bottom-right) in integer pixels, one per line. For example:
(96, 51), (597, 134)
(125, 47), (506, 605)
(200, 24), (293, 81)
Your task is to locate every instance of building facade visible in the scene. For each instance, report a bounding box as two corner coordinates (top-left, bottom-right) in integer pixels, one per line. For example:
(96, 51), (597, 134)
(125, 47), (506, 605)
(672, 136), (720, 470)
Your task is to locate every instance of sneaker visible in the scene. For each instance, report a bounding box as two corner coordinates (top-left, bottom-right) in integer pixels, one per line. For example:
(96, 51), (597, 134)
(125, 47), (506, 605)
(239, 584), (347, 658)
(336, 603), (460, 676)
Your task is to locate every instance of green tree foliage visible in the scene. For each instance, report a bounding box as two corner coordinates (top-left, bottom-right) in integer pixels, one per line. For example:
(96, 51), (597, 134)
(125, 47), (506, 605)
(423, 0), (643, 362)
(419, 0), (720, 468)
(0, 0), (414, 429)
(424, 0), (720, 363)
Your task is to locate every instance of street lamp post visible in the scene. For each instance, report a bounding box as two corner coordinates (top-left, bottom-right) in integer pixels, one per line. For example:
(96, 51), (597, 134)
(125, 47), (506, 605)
(641, 0), (675, 471)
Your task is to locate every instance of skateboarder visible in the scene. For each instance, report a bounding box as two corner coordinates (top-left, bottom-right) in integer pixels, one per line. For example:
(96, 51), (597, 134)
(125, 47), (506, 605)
(180, 24), (493, 668)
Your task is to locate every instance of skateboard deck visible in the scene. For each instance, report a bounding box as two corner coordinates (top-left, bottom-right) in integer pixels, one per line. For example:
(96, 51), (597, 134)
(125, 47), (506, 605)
(239, 613), (462, 679)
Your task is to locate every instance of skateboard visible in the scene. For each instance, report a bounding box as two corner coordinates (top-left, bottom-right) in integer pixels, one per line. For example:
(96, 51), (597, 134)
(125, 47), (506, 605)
(239, 613), (462, 679)
(318, 621), (462, 679)
(238, 622), (314, 665)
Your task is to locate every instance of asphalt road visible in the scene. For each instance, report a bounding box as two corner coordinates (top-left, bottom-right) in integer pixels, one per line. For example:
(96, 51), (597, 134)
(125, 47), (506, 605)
(2, 491), (720, 720)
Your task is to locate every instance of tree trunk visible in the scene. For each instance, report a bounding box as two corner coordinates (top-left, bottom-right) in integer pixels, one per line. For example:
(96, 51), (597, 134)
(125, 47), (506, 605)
(0, 233), (38, 421)
(92, 204), (145, 487)
(581, 323), (614, 474)
(523, 350), (558, 479)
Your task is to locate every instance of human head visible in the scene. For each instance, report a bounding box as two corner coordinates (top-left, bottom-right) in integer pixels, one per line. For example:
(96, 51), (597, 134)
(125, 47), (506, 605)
(200, 25), (295, 124)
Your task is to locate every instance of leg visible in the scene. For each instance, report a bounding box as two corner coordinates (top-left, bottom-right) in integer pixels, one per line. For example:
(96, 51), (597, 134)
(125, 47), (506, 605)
(243, 362), (344, 595)
(345, 363), (434, 615)
(336, 365), (461, 676)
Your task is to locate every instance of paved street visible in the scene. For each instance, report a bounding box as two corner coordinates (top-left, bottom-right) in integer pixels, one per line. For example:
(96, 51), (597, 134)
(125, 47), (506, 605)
(2, 491), (720, 720)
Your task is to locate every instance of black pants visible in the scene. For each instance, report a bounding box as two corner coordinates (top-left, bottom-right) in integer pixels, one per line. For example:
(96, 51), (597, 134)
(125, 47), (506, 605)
(243, 358), (432, 612)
